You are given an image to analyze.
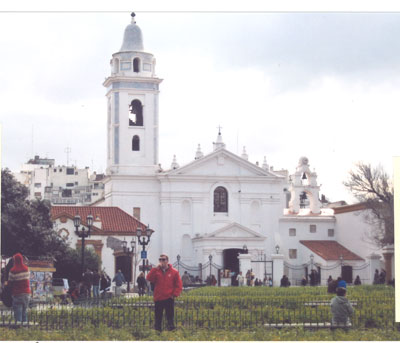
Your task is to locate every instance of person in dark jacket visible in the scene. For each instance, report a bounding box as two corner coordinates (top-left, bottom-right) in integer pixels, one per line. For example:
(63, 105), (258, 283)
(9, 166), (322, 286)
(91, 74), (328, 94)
(354, 275), (361, 285)
(137, 272), (147, 296)
(8, 253), (31, 323)
(147, 254), (183, 331)
(82, 269), (93, 298)
(100, 272), (111, 298)
(280, 275), (290, 287)
(328, 276), (340, 294)
(379, 270), (386, 284)
(92, 270), (101, 298)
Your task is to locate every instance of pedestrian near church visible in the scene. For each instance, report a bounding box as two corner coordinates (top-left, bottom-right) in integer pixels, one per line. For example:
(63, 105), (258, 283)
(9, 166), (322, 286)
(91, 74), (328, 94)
(8, 253), (31, 323)
(92, 270), (101, 298)
(181, 271), (191, 287)
(113, 269), (126, 296)
(330, 286), (354, 326)
(82, 268), (93, 298)
(136, 272), (147, 296)
(236, 271), (245, 286)
(100, 271), (111, 298)
(146, 254), (183, 331)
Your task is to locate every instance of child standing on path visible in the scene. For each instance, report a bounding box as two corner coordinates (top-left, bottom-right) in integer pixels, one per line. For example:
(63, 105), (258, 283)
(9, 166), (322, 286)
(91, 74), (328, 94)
(330, 287), (354, 326)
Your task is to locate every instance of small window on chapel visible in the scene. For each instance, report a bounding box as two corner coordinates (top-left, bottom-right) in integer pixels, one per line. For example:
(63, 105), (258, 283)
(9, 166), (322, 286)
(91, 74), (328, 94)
(129, 100), (143, 126)
(132, 135), (140, 151)
(328, 229), (334, 237)
(214, 186), (228, 213)
(310, 225), (316, 233)
(289, 228), (296, 236)
(133, 58), (140, 72)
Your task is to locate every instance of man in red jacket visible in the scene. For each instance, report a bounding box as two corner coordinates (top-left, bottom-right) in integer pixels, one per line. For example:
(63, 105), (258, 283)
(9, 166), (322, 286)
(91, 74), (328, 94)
(146, 254), (182, 331)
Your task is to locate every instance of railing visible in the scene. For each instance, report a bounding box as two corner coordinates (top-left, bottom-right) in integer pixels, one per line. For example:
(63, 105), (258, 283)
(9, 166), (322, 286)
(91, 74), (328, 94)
(0, 290), (395, 331)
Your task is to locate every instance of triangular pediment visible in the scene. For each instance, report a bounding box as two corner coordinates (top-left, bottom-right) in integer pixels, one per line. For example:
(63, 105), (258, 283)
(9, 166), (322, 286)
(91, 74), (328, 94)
(163, 148), (283, 178)
(206, 222), (266, 239)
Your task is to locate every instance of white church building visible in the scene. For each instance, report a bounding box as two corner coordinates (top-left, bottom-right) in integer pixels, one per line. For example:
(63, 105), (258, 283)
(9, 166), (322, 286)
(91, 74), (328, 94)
(91, 14), (391, 286)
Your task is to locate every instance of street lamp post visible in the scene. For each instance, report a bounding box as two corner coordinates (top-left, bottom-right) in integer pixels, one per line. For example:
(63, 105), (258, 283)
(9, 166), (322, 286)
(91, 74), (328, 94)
(122, 238), (136, 293)
(263, 253), (267, 280)
(339, 254), (344, 278)
(136, 225), (154, 277)
(73, 213), (94, 279)
(275, 245), (280, 254)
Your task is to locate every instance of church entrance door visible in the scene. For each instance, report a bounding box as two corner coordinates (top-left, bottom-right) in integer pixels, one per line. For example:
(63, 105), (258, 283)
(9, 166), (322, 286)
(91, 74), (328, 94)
(223, 248), (246, 286)
(115, 255), (132, 283)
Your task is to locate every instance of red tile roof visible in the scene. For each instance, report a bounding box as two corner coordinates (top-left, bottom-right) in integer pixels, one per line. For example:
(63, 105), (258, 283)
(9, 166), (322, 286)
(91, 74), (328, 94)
(332, 203), (367, 214)
(51, 206), (149, 235)
(300, 240), (364, 261)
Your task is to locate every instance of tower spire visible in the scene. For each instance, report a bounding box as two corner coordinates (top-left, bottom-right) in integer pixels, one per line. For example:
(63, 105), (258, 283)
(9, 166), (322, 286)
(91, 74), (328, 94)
(213, 126), (226, 151)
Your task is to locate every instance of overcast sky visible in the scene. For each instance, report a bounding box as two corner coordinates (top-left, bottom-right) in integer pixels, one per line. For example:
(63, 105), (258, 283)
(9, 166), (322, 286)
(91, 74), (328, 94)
(1, 11), (399, 203)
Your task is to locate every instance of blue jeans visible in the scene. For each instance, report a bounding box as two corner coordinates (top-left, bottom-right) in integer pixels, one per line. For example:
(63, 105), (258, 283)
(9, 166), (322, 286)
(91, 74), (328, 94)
(93, 285), (99, 298)
(12, 294), (30, 322)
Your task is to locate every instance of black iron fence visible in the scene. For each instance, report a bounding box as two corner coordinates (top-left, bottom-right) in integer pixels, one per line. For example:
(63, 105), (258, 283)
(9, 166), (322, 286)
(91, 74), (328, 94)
(0, 293), (395, 331)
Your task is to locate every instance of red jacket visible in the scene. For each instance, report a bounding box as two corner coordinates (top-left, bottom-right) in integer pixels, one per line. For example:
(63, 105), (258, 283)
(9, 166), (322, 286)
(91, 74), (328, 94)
(146, 264), (182, 302)
(9, 253), (31, 296)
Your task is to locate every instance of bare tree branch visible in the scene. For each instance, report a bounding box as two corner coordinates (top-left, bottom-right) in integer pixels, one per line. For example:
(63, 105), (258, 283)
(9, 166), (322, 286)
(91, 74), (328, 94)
(344, 162), (394, 248)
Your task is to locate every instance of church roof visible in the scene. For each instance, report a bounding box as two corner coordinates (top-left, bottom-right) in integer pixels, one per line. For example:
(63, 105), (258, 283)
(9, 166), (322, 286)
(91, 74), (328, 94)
(163, 147), (284, 178)
(120, 13), (144, 52)
(300, 240), (364, 261)
(51, 206), (148, 235)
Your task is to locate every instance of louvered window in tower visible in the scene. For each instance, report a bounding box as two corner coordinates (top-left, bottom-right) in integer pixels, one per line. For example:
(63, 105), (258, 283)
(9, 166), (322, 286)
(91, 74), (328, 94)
(129, 100), (143, 126)
(133, 58), (140, 72)
(214, 186), (228, 213)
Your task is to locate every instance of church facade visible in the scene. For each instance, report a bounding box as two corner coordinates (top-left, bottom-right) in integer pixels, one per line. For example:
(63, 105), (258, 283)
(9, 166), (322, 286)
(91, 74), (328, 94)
(98, 14), (388, 285)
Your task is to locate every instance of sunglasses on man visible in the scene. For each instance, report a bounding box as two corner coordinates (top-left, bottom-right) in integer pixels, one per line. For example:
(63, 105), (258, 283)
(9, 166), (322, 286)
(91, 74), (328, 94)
(159, 258), (167, 261)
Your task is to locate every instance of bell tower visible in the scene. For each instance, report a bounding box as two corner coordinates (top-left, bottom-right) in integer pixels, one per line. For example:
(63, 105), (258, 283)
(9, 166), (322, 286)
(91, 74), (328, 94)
(288, 157), (321, 214)
(104, 13), (162, 175)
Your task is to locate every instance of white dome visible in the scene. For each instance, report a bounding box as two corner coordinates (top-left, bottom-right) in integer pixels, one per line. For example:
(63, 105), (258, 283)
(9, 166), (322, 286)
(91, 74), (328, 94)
(120, 13), (144, 52)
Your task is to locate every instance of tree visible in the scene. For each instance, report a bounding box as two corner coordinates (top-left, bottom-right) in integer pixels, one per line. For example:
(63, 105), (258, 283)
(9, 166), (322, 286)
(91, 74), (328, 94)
(1, 169), (68, 259)
(53, 247), (100, 282)
(344, 162), (394, 247)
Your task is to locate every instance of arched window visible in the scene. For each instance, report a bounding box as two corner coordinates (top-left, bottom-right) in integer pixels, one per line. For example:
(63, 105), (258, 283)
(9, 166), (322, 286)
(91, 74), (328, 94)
(214, 186), (228, 213)
(132, 135), (140, 151)
(133, 58), (140, 72)
(129, 100), (143, 126)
